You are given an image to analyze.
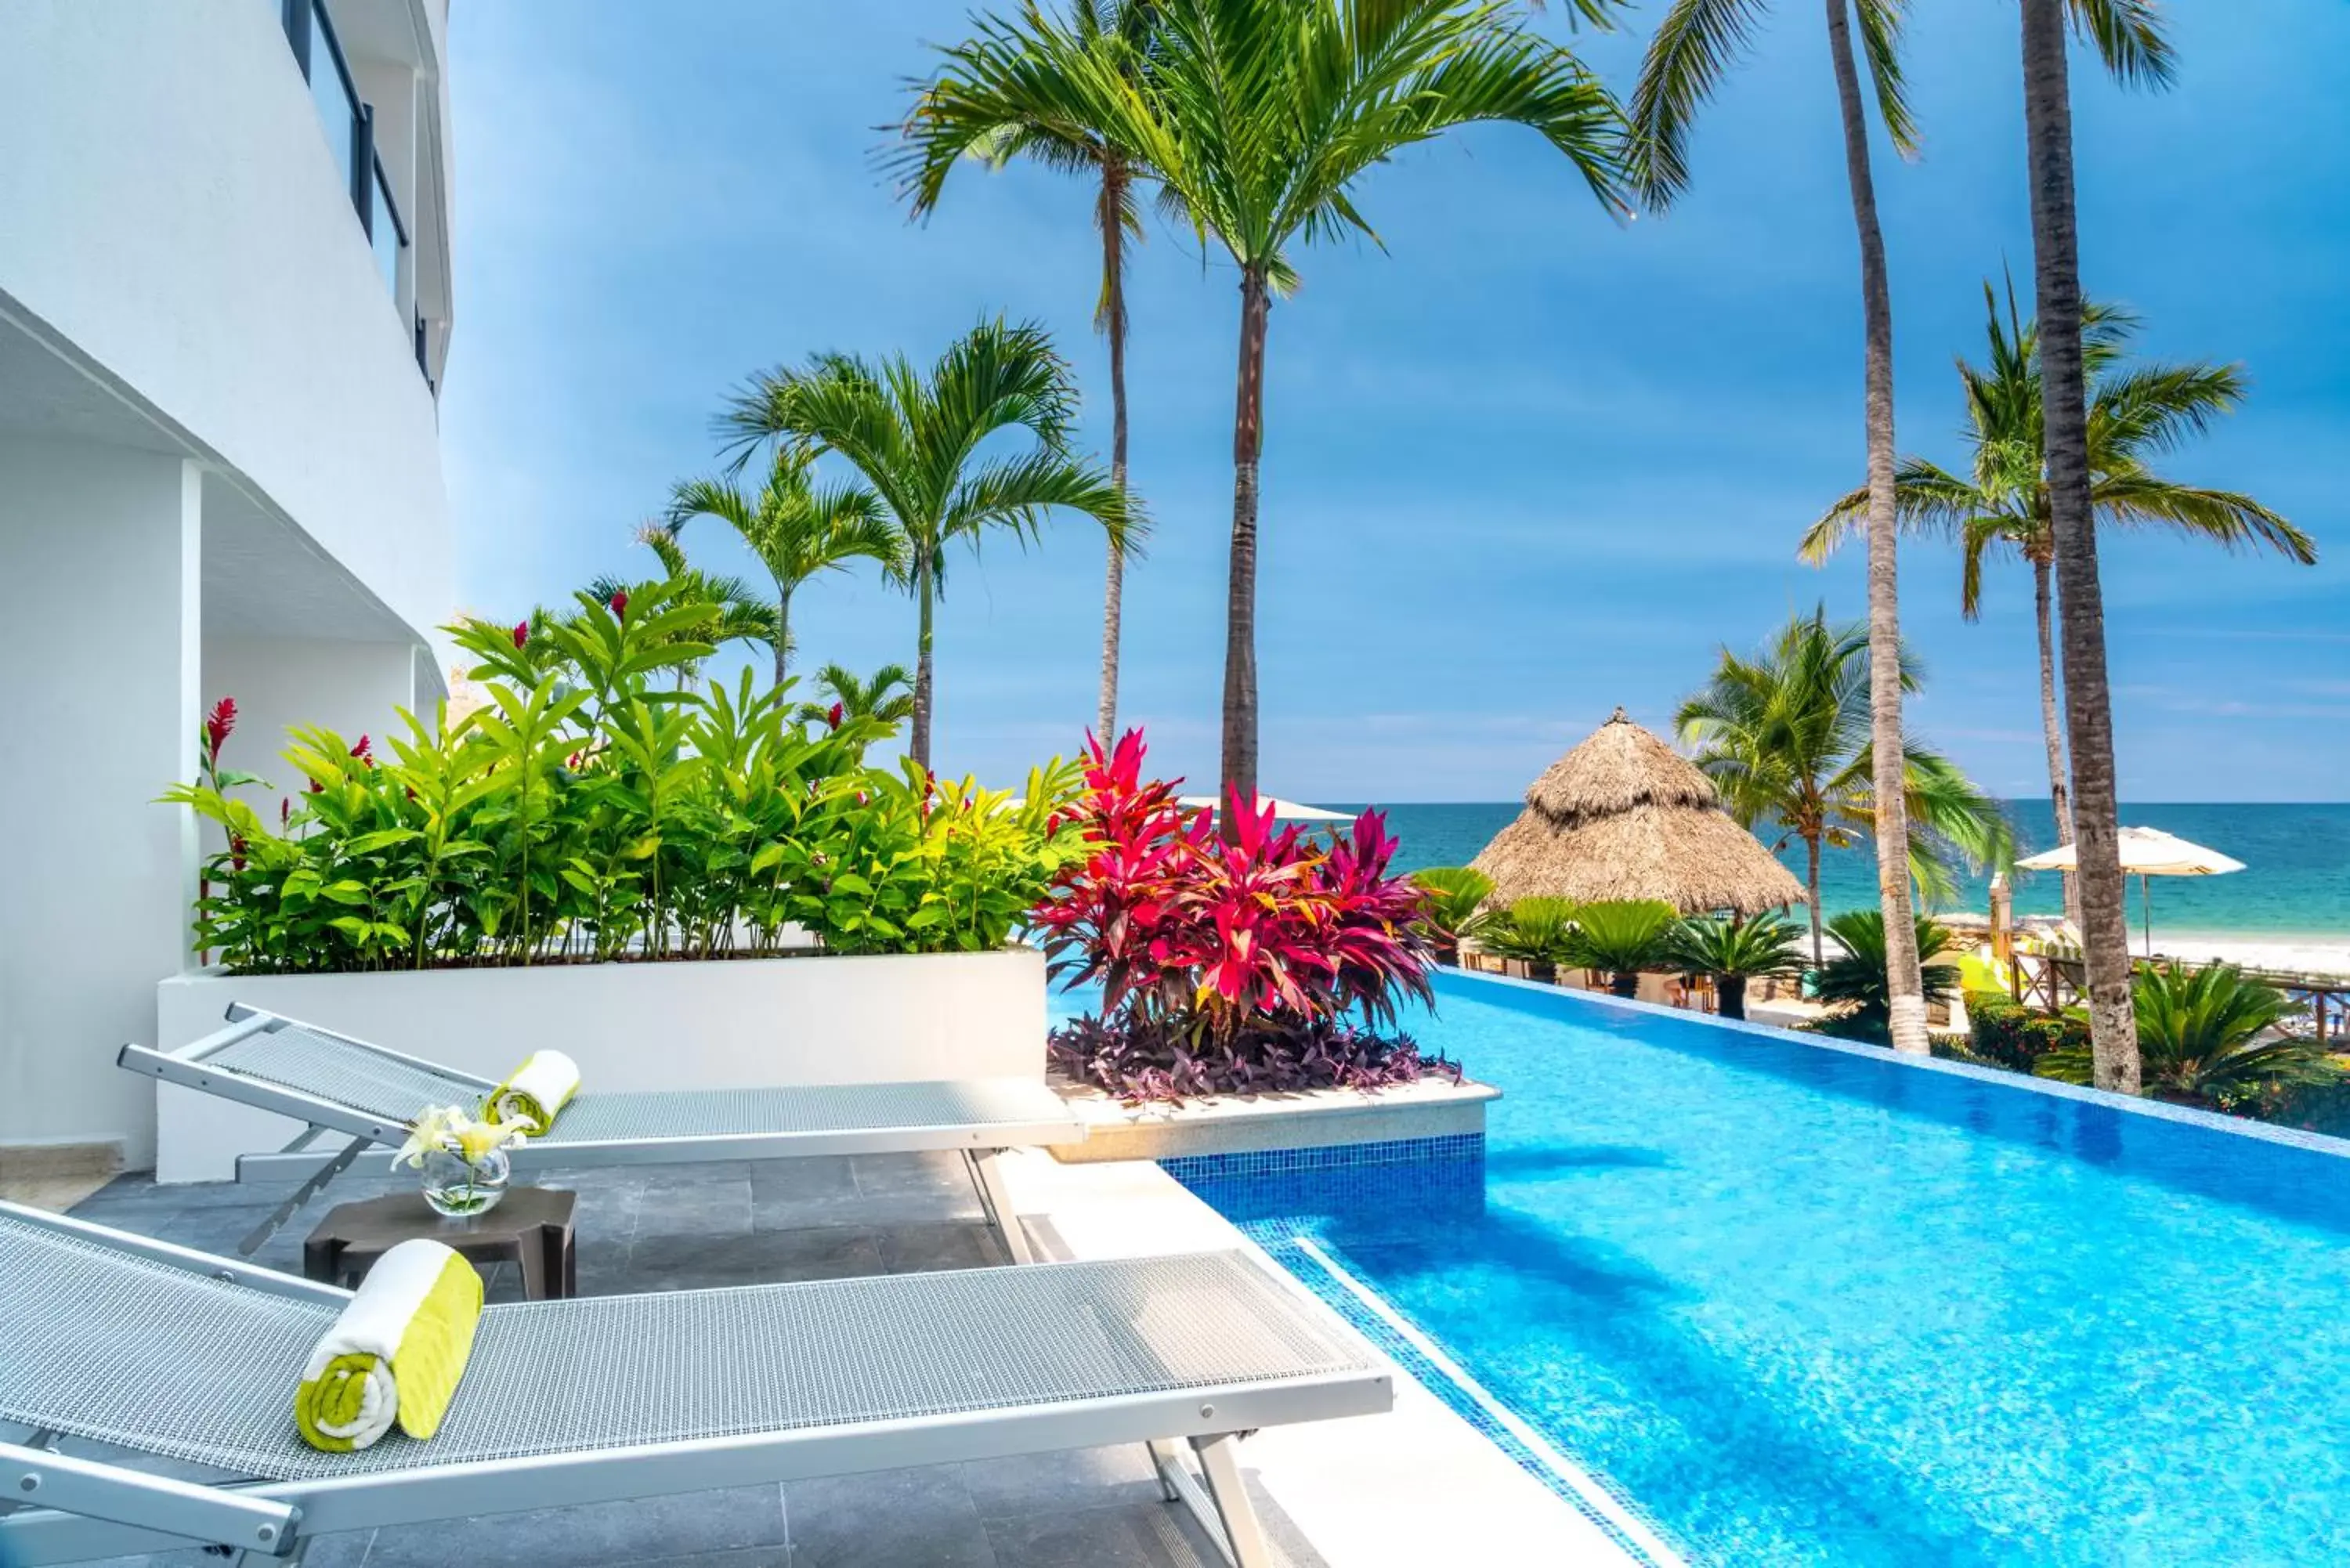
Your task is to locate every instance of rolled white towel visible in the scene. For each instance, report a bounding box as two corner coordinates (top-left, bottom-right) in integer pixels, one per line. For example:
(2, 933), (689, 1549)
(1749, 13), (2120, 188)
(295, 1239), (483, 1451)
(486, 1049), (581, 1135)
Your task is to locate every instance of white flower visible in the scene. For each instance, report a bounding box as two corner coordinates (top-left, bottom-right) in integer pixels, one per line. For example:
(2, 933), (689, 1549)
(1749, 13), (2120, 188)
(394, 1104), (533, 1169)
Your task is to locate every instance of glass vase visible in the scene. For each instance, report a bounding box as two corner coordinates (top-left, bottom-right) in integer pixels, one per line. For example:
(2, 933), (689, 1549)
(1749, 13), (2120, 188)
(418, 1144), (511, 1218)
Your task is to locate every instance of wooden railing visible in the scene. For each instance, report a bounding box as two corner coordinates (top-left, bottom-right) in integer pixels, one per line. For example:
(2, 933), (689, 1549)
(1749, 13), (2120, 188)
(2008, 952), (2348, 1050)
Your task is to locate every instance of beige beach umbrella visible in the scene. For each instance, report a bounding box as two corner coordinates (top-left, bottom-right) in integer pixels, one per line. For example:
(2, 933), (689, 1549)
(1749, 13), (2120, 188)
(2015, 826), (2244, 958)
(1177, 794), (1352, 822)
(1469, 708), (1806, 916)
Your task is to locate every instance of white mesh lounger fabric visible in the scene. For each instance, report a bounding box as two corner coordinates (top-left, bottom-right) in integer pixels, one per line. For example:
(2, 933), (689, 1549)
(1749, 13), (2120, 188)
(118, 1006), (1087, 1263)
(0, 1201), (1390, 1567)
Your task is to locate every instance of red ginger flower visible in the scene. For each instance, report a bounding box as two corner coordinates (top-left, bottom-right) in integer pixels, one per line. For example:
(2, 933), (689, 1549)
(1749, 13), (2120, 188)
(204, 697), (237, 764)
(512, 620), (530, 649)
(609, 590), (628, 620)
(349, 734), (374, 766)
(826, 703), (844, 731)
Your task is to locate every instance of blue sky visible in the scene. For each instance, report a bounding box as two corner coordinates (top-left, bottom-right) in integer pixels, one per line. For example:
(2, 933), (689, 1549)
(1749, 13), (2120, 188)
(440, 3), (2348, 804)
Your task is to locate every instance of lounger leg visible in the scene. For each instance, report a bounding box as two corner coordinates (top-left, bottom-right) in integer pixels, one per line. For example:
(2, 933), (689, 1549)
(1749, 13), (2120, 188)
(963, 1149), (1033, 1265)
(1145, 1436), (1187, 1502)
(1177, 1433), (1273, 1568)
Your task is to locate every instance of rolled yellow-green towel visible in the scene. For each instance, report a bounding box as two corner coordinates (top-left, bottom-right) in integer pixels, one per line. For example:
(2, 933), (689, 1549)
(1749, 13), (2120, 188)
(295, 1239), (483, 1451)
(486, 1049), (581, 1135)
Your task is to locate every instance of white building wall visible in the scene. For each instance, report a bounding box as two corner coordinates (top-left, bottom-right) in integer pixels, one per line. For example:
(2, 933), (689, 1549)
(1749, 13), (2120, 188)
(201, 638), (421, 822)
(0, 1), (460, 1168)
(0, 437), (199, 1162)
(0, 0), (453, 645)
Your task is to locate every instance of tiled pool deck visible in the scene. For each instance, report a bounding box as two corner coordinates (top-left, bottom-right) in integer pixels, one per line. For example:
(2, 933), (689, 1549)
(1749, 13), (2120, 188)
(23, 1143), (1638, 1568)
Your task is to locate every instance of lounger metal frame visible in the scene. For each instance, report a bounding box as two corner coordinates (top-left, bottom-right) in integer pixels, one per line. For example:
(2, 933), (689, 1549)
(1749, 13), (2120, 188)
(120, 1006), (1084, 1263)
(0, 1203), (1390, 1568)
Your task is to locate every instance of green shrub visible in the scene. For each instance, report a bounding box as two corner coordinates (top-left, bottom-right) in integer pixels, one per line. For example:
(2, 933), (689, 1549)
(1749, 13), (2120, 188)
(1663, 912), (1804, 1021)
(2037, 965), (2341, 1111)
(1814, 911), (1961, 1032)
(1560, 900), (1679, 999)
(1480, 898), (1580, 970)
(1965, 990), (2091, 1073)
(164, 576), (1082, 973)
(1410, 867), (1495, 959)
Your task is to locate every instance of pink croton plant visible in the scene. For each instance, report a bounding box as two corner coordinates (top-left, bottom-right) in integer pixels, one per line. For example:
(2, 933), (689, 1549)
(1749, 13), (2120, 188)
(1032, 732), (1446, 1101)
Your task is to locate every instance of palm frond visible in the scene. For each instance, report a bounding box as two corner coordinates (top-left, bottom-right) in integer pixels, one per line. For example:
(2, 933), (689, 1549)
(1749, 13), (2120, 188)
(2094, 475), (2316, 563)
(2066, 0), (2176, 89)
(1628, 0), (1770, 209)
(1853, 0), (1919, 158)
(1799, 457), (1987, 562)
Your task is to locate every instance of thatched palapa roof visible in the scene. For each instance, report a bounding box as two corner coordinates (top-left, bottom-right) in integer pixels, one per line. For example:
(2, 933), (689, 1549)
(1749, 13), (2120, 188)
(1469, 707), (1806, 917)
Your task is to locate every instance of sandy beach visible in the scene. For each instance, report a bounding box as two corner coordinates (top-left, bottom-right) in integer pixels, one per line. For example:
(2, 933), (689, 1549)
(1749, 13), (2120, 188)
(2143, 933), (2350, 981)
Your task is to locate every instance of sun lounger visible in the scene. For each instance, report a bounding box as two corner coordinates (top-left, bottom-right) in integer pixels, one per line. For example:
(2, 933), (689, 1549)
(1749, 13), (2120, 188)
(0, 1200), (1388, 1567)
(119, 1005), (1085, 1263)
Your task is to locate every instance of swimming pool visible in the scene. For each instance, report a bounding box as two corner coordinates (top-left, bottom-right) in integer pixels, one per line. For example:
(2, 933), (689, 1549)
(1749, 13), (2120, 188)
(1101, 970), (2350, 1566)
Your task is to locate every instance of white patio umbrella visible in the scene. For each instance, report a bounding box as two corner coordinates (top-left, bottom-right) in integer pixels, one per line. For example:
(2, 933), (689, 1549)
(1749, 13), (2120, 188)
(2015, 826), (2244, 957)
(1177, 794), (1352, 823)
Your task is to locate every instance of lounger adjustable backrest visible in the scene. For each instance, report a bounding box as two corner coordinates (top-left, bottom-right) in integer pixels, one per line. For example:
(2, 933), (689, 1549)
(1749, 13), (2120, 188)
(0, 1201), (1389, 1567)
(120, 1006), (495, 1149)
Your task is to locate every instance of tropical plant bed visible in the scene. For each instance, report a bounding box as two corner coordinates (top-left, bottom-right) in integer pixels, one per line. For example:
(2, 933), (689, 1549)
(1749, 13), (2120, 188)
(1046, 1074), (1500, 1165)
(167, 580), (1082, 977)
(151, 945), (1045, 1183)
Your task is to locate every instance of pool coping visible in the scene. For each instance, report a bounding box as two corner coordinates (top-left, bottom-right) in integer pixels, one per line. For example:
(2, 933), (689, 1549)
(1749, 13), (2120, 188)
(1441, 966), (2350, 1164)
(998, 1145), (1651, 1565)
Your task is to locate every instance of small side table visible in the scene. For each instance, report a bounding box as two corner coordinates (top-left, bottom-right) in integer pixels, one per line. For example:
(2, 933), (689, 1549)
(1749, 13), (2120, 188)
(304, 1187), (579, 1300)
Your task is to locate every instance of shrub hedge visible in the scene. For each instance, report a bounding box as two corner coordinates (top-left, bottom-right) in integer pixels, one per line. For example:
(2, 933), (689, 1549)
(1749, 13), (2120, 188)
(1965, 989), (2092, 1073)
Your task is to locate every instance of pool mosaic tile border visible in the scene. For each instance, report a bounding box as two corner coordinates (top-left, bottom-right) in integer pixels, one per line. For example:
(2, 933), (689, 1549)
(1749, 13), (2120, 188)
(1159, 1133), (1484, 1223)
(1159, 1131), (1484, 1180)
(1258, 1229), (1688, 1568)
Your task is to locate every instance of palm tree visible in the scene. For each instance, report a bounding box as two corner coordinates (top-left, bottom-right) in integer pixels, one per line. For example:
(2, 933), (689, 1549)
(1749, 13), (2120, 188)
(797, 662), (917, 728)
(969, 0), (1626, 830)
(719, 318), (1137, 771)
(1801, 283), (2315, 907)
(2020, 0), (2175, 1093)
(666, 449), (903, 690)
(1676, 607), (2010, 967)
(896, 0), (1162, 743)
(1634, 0), (1931, 1053)
(587, 526), (779, 688)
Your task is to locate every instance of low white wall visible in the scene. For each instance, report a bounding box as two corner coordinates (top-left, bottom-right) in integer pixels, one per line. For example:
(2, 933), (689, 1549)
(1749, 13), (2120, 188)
(154, 948), (1047, 1183)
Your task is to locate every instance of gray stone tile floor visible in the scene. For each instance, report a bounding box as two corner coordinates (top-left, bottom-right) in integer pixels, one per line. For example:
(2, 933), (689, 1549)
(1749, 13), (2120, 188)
(52, 1152), (1325, 1568)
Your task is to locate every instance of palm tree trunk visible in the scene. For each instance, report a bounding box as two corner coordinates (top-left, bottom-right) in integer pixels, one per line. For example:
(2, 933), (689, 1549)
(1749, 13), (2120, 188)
(911, 554), (936, 771)
(2021, 0), (2138, 1092)
(774, 582), (793, 692)
(1806, 833), (1825, 970)
(1218, 266), (1271, 839)
(1824, 0), (1925, 1054)
(1095, 157), (1130, 744)
(2030, 552), (2081, 927)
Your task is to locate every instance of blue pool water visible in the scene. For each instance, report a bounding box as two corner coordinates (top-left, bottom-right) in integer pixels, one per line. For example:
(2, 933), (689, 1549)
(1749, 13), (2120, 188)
(1080, 972), (2350, 1566)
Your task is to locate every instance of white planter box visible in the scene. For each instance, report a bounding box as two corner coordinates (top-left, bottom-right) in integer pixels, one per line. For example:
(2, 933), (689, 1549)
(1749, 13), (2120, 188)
(1049, 1076), (1499, 1163)
(154, 948), (1047, 1183)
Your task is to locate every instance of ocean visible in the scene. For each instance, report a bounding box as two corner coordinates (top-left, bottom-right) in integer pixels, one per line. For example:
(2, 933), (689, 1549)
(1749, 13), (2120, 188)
(1332, 800), (2350, 941)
